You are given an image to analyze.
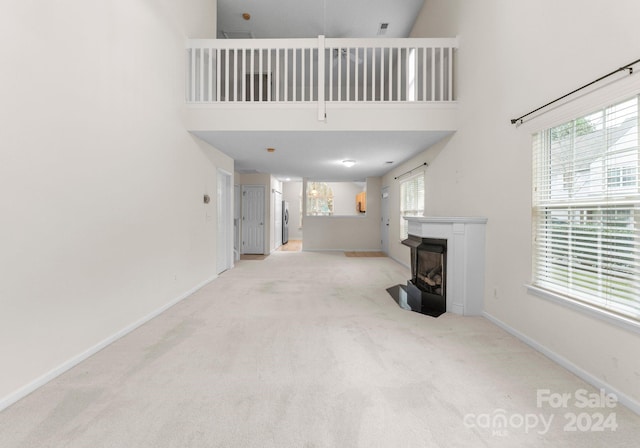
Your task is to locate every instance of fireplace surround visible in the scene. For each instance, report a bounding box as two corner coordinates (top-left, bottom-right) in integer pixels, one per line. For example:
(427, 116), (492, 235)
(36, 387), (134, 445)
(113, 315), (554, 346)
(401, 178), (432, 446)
(391, 216), (487, 316)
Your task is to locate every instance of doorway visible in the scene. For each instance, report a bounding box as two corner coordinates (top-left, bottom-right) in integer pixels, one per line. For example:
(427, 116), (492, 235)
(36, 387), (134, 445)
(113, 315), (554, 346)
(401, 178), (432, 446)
(245, 73), (270, 101)
(274, 189), (283, 248)
(217, 170), (233, 274)
(241, 185), (265, 254)
(381, 186), (390, 254)
(234, 184), (241, 262)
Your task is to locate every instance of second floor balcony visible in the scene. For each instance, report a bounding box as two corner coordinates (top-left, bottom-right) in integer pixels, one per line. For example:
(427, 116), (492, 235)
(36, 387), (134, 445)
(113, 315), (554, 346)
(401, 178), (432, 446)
(185, 36), (459, 134)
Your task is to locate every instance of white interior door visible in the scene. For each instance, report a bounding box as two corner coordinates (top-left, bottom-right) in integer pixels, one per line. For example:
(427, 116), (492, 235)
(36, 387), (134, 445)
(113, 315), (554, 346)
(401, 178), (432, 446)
(274, 191), (283, 248)
(381, 186), (390, 254)
(234, 184), (241, 261)
(217, 170), (232, 274)
(242, 185), (265, 254)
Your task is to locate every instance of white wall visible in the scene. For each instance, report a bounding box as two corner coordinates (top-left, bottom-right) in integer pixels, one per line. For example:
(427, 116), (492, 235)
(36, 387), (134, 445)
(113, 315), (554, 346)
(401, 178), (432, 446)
(0, 0), (228, 407)
(326, 181), (365, 216)
(304, 177), (381, 251)
(401, 0), (640, 406)
(382, 136), (450, 267)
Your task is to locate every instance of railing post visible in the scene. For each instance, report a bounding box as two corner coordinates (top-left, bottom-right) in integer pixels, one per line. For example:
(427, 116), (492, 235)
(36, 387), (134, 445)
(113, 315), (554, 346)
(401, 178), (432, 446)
(317, 35), (326, 121)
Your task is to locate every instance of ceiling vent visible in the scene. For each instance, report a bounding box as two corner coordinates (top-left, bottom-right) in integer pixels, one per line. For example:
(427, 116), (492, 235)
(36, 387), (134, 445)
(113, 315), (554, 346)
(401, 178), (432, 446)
(377, 23), (389, 35)
(221, 31), (254, 39)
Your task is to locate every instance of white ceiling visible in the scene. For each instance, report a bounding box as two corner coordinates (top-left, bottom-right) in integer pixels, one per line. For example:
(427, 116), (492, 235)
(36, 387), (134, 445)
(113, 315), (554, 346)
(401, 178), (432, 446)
(210, 0), (443, 182)
(193, 130), (452, 181)
(217, 0), (425, 39)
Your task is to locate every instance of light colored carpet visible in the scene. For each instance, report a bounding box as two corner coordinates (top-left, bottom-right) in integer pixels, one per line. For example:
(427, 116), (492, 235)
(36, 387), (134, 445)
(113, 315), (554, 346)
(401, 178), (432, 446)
(1, 251), (639, 447)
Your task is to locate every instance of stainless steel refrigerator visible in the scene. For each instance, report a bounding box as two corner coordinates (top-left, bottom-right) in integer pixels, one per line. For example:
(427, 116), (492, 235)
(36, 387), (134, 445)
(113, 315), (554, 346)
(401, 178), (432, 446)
(282, 201), (289, 245)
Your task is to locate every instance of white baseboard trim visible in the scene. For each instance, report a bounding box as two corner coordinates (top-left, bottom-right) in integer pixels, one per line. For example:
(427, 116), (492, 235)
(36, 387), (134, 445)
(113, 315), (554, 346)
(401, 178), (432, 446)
(483, 311), (640, 416)
(0, 274), (217, 413)
(449, 303), (464, 315)
(389, 255), (410, 270)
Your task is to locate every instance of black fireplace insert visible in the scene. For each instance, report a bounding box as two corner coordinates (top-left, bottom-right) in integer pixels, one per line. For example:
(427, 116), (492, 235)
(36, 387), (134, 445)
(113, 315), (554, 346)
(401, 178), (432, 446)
(398, 235), (447, 317)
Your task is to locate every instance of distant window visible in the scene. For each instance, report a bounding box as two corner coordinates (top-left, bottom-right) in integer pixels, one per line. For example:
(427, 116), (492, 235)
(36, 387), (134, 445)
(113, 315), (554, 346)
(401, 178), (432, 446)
(306, 182), (334, 216)
(400, 173), (424, 239)
(607, 166), (636, 189)
(532, 95), (640, 321)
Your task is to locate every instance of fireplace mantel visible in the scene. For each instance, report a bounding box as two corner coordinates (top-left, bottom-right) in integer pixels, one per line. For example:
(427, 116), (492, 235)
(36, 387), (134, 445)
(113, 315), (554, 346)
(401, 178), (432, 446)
(405, 216), (487, 315)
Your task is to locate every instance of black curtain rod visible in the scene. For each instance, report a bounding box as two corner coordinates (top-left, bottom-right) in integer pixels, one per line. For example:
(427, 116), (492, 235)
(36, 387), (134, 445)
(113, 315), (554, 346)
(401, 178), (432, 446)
(394, 162), (428, 180)
(510, 57), (640, 126)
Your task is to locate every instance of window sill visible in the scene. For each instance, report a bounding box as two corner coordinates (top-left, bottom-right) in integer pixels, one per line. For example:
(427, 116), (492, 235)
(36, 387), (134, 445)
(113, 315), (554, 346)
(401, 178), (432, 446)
(525, 284), (640, 335)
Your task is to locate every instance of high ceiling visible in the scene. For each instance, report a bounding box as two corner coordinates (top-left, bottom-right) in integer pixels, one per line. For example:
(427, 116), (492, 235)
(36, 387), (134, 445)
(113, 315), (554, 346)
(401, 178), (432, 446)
(217, 0), (425, 39)
(210, 0), (436, 181)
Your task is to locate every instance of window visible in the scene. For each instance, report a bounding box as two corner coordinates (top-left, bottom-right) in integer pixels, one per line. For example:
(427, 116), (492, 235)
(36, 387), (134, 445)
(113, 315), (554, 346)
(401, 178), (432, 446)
(306, 182), (334, 216)
(532, 95), (640, 321)
(400, 173), (424, 239)
(306, 181), (367, 216)
(607, 166), (637, 189)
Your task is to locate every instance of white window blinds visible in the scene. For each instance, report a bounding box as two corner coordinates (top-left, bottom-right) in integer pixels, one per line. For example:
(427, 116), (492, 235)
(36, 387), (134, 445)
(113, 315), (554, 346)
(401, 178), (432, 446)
(532, 95), (640, 321)
(400, 173), (425, 239)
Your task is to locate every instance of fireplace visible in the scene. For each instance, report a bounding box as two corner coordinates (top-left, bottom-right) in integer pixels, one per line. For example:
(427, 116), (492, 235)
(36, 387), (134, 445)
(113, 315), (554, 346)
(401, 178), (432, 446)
(387, 216), (487, 317)
(402, 235), (447, 317)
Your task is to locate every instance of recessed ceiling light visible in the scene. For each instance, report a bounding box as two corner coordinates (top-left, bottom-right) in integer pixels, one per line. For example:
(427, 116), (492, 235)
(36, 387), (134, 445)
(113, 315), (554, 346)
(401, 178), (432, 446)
(267, 147), (275, 153)
(385, 161), (394, 164)
(242, 13), (251, 21)
(342, 160), (356, 168)
(285, 178), (291, 181)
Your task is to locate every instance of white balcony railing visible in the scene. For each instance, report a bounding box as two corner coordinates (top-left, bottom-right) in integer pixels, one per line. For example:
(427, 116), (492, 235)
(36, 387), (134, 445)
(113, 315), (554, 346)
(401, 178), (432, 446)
(186, 36), (457, 111)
